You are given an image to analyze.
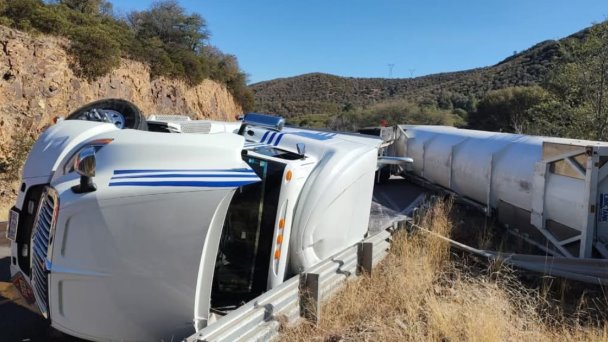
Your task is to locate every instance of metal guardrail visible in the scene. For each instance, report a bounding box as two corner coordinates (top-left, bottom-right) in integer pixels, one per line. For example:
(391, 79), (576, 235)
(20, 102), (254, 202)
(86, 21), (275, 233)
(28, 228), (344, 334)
(412, 220), (608, 286)
(0, 221), (7, 245)
(186, 228), (393, 342)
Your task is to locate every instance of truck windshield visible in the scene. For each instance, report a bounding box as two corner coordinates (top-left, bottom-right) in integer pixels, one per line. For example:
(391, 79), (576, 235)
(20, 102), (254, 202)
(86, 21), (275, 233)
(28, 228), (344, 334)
(211, 156), (285, 310)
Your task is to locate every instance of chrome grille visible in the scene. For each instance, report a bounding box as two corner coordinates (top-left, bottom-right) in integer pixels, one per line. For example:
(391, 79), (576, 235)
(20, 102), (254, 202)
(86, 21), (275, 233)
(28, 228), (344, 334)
(30, 188), (58, 317)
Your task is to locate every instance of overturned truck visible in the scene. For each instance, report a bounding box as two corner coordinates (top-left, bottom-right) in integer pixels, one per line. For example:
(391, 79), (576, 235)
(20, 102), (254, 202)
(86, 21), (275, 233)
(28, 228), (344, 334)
(7, 99), (403, 341)
(6, 99), (608, 341)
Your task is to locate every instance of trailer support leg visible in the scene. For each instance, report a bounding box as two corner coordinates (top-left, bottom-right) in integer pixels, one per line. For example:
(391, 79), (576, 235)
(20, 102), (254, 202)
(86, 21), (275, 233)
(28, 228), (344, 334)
(299, 273), (320, 325)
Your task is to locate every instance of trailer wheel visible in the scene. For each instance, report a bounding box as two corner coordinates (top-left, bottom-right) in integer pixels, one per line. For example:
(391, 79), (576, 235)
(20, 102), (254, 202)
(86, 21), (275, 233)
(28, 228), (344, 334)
(66, 99), (148, 131)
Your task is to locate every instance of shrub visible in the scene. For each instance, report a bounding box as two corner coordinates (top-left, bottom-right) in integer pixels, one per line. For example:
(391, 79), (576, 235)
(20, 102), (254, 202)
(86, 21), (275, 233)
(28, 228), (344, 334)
(351, 100), (465, 129)
(68, 26), (121, 79)
(30, 5), (70, 34)
(468, 86), (550, 133)
(1, 0), (41, 32)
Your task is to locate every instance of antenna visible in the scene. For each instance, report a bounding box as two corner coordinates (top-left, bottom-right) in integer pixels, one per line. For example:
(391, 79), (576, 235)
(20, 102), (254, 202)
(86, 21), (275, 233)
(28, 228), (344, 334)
(408, 69), (415, 78)
(387, 64), (395, 78)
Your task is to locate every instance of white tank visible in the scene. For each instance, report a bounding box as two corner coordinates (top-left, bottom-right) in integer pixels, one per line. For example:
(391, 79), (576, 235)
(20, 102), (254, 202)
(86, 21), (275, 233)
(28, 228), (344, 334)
(394, 125), (608, 259)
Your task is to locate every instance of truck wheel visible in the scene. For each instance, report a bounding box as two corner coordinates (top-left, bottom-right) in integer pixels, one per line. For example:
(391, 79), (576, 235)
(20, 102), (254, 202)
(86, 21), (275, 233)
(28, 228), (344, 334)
(66, 99), (148, 131)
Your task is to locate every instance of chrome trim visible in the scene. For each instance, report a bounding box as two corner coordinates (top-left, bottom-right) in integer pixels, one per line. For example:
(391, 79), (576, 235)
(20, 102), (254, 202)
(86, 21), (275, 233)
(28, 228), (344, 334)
(74, 146), (96, 178)
(30, 187), (59, 318)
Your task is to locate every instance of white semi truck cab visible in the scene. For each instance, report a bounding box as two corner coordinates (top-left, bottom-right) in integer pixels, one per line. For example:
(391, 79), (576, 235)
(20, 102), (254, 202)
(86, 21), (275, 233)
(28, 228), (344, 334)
(6, 100), (384, 341)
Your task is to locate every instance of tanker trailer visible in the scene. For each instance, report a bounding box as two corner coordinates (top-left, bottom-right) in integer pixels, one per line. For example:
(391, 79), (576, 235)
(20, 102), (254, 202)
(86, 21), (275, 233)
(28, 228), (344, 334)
(393, 125), (608, 259)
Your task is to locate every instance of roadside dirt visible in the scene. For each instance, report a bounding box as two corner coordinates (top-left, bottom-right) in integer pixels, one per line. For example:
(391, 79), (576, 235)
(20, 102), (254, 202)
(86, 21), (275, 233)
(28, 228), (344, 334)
(0, 220), (82, 341)
(0, 179), (18, 221)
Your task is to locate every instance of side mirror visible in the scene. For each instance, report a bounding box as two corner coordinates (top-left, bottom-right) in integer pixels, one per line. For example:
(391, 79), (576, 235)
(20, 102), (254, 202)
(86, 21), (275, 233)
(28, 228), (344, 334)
(238, 113), (285, 135)
(72, 146), (97, 193)
(296, 143), (306, 159)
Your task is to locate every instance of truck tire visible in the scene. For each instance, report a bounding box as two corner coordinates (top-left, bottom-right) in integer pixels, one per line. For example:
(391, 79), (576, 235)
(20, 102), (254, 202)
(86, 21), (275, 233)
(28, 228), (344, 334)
(66, 99), (148, 131)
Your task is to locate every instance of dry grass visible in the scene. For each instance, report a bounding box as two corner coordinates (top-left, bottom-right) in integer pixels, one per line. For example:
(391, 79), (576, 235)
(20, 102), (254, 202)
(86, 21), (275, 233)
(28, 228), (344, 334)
(0, 200), (12, 221)
(280, 200), (608, 342)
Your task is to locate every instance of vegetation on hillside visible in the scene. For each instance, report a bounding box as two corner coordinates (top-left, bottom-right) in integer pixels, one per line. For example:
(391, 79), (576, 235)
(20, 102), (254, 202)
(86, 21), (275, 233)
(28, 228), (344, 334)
(254, 21), (608, 141)
(0, 0), (254, 110)
(251, 37), (563, 117)
(281, 200), (608, 341)
(468, 85), (550, 133)
(470, 22), (608, 140)
(289, 100), (466, 130)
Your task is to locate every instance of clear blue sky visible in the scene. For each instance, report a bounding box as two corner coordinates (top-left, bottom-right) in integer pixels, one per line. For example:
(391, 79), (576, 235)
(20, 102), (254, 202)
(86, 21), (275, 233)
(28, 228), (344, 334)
(110, 0), (607, 84)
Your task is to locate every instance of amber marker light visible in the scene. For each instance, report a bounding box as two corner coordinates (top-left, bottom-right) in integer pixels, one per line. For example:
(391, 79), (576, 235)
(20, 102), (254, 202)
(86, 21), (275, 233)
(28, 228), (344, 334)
(89, 138), (114, 145)
(285, 170), (293, 181)
(278, 218), (285, 228)
(277, 234), (284, 244)
(274, 250), (281, 259)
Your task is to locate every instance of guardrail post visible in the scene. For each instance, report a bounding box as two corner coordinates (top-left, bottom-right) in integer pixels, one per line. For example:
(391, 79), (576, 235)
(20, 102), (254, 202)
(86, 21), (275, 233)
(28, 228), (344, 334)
(299, 273), (320, 325)
(357, 242), (374, 276)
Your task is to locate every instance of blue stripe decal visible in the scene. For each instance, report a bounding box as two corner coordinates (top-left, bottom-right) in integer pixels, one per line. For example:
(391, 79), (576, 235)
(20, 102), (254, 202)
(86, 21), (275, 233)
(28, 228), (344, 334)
(112, 174), (260, 180)
(290, 132), (334, 141)
(266, 132), (277, 145)
(260, 131), (270, 143)
(273, 133), (285, 146)
(109, 180), (259, 187)
(114, 168), (253, 175)
(255, 130), (339, 145)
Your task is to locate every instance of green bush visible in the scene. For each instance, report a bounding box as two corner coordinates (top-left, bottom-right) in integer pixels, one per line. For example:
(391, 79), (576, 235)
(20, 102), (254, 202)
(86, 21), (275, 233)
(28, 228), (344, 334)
(30, 5), (70, 34)
(1, 0), (41, 32)
(468, 86), (549, 133)
(169, 49), (206, 84)
(68, 26), (121, 79)
(352, 100), (465, 129)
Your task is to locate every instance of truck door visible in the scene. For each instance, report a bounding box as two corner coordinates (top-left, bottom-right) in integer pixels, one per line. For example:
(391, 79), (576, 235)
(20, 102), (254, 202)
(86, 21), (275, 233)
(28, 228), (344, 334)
(211, 155), (286, 310)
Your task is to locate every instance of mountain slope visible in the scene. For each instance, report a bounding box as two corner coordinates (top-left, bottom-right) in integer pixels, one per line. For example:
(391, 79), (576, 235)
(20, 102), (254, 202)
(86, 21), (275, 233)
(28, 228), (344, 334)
(250, 33), (570, 116)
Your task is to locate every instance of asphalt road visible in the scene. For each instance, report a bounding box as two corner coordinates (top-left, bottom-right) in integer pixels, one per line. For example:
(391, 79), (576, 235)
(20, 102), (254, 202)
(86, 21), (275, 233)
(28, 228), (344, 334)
(0, 222), (79, 341)
(369, 177), (426, 232)
(0, 177), (427, 341)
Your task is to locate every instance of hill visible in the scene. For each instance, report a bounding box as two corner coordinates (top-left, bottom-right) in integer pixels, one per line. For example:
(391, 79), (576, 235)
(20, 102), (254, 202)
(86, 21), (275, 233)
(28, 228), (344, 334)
(250, 32), (577, 117)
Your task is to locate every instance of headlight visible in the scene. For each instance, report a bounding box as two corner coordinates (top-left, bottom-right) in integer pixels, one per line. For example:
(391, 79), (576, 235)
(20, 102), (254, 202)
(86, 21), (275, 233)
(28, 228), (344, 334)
(63, 139), (113, 175)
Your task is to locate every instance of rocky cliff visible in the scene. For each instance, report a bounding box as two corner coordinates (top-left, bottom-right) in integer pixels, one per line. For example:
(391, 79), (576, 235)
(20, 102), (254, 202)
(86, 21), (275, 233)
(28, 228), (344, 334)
(0, 25), (242, 145)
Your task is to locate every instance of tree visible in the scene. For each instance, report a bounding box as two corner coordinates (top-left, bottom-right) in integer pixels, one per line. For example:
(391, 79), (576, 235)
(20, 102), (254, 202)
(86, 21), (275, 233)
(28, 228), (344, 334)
(56, 0), (112, 15)
(69, 26), (121, 79)
(128, 0), (208, 52)
(547, 21), (608, 140)
(0, 0), (43, 30)
(469, 86), (549, 133)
